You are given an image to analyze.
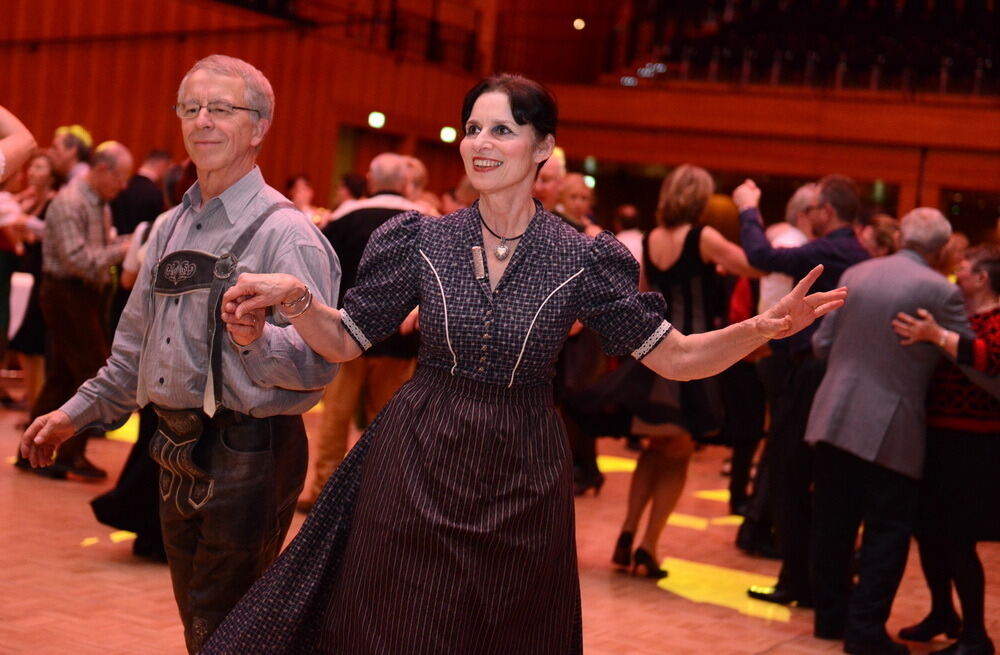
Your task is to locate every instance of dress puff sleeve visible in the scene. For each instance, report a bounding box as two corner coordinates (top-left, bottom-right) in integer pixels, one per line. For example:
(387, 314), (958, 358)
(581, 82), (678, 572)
(578, 232), (672, 360)
(339, 210), (423, 352)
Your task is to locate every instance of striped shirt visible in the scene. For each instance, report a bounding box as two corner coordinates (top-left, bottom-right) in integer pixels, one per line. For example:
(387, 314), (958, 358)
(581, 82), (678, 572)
(61, 166), (341, 428)
(42, 176), (126, 285)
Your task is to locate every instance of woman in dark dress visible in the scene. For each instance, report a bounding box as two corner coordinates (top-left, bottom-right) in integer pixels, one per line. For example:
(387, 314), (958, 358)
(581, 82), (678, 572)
(205, 75), (845, 655)
(892, 244), (1000, 655)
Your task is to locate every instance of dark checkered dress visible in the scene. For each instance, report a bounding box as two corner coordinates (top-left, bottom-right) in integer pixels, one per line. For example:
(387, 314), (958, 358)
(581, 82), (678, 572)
(203, 203), (670, 655)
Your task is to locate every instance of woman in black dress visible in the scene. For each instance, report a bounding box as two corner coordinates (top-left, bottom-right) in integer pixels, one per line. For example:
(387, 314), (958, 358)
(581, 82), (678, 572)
(206, 74), (845, 655)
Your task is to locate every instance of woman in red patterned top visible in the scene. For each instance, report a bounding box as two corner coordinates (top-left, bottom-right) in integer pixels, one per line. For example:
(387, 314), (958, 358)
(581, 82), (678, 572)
(892, 244), (1000, 655)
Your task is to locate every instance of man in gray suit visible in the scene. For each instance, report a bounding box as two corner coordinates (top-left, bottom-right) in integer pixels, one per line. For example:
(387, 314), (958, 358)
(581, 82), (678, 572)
(805, 208), (971, 655)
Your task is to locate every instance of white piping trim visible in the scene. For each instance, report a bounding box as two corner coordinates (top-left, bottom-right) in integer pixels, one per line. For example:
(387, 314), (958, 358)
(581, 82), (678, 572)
(632, 319), (672, 360)
(340, 309), (372, 351)
(419, 249), (458, 375)
(509, 268), (585, 388)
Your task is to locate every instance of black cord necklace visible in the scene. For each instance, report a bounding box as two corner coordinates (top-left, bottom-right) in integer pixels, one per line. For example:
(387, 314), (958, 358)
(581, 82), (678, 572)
(480, 216), (525, 261)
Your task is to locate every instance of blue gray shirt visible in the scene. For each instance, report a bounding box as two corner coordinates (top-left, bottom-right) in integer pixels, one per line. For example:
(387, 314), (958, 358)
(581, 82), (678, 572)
(62, 166), (341, 428)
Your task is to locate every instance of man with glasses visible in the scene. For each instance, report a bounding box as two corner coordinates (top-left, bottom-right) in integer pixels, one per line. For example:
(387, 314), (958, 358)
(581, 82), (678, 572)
(15, 141), (133, 480)
(21, 55), (340, 653)
(733, 175), (870, 611)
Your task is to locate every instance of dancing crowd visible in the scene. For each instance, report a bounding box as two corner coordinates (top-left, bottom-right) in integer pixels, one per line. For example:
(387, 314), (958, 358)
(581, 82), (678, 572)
(4, 53), (996, 655)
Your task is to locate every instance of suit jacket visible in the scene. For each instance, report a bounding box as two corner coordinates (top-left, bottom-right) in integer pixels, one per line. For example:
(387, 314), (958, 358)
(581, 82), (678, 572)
(804, 249), (971, 479)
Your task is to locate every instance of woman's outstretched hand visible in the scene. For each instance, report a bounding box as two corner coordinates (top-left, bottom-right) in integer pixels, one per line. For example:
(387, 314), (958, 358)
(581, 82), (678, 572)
(756, 265), (847, 339)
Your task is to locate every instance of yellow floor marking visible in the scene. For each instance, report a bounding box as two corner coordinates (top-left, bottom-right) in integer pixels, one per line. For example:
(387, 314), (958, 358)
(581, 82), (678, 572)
(667, 513), (709, 530)
(110, 531), (137, 543)
(710, 515), (745, 526)
(106, 413), (139, 444)
(596, 454), (637, 473)
(694, 489), (730, 503)
(657, 557), (790, 622)
(4, 456), (15, 464)
(308, 401), (324, 414)
(81, 537), (99, 547)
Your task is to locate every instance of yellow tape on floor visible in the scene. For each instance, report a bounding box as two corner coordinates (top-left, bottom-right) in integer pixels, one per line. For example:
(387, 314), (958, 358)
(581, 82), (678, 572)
(657, 557), (790, 622)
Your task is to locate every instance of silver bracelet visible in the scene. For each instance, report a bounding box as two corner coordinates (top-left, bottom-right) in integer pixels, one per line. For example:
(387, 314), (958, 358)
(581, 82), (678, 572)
(281, 285), (309, 308)
(278, 287), (313, 319)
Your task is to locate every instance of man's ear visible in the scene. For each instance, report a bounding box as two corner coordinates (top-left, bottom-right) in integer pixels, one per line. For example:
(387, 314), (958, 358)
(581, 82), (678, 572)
(534, 133), (555, 163)
(250, 118), (271, 148)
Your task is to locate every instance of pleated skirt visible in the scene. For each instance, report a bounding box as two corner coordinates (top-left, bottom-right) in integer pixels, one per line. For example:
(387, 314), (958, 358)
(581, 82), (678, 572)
(202, 365), (582, 655)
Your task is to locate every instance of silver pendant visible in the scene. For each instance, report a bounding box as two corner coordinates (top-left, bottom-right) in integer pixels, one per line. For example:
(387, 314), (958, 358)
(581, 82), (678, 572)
(494, 240), (510, 261)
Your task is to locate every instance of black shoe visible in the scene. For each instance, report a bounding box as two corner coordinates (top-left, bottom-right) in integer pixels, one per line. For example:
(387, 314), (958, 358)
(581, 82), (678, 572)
(15, 456), (69, 479)
(632, 547), (668, 579)
(612, 532), (633, 568)
(574, 470), (605, 497)
(844, 636), (909, 655)
(747, 585), (814, 608)
(899, 613), (962, 642)
(63, 455), (107, 481)
(932, 637), (996, 655)
(735, 519), (782, 559)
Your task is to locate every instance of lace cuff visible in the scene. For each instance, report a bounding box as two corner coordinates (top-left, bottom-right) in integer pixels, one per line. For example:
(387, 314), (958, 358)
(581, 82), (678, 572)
(631, 320), (672, 360)
(340, 309), (372, 351)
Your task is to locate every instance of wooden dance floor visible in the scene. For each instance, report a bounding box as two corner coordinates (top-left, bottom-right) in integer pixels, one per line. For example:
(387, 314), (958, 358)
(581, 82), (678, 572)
(2, 398), (997, 654)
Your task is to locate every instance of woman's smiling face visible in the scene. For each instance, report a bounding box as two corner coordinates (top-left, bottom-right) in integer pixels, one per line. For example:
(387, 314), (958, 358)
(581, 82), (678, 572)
(460, 91), (551, 196)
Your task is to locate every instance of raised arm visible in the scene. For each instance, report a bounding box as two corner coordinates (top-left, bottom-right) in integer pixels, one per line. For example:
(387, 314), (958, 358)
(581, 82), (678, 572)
(0, 106), (36, 183)
(642, 265), (846, 380)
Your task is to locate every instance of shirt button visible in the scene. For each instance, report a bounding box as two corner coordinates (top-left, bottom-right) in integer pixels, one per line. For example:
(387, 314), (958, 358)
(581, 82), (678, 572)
(174, 298), (179, 306)
(479, 356), (487, 363)
(158, 377), (164, 384)
(195, 223), (202, 230)
(481, 345), (488, 352)
(484, 320), (492, 327)
(166, 337), (171, 344)
(483, 333), (491, 340)
(242, 350), (250, 355)
(477, 366), (485, 373)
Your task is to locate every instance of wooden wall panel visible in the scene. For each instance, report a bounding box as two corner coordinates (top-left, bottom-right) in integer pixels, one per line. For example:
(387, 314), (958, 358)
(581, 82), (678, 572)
(2, 0), (998, 215)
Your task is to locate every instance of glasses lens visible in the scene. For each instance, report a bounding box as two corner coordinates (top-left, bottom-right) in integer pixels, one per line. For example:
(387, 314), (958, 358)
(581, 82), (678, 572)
(207, 102), (236, 117)
(175, 103), (199, 119)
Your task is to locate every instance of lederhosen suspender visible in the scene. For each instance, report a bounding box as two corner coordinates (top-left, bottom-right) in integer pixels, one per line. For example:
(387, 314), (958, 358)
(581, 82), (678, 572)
(148, 201), (294, 514)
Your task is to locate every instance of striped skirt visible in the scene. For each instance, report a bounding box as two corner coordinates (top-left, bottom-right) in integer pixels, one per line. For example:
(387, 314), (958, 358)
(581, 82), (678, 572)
(203, 365), (583, 654)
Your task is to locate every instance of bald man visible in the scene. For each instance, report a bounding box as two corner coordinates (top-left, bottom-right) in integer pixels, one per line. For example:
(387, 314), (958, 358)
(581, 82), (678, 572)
(16, 142), (133, 479)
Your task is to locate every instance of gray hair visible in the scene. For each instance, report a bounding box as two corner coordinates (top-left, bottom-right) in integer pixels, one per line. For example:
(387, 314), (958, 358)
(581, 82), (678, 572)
(92, 141), (133, 169)
(900, 207), (952, 254)
(785, 183), (818, 223)
(368, 153), (409, 193)
(178, 55), (275, 123)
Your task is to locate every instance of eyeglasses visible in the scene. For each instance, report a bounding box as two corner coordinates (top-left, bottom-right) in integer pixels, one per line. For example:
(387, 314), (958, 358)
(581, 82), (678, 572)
(173, 102), (260, 120)
(804, 202), (827, 213)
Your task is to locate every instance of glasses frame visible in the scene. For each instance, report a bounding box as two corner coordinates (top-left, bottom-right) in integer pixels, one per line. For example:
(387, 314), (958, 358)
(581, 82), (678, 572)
(172, 102), (261, 120)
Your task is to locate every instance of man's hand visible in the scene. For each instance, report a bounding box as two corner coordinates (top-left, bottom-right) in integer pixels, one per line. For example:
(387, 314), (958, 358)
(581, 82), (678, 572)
(733, 179), (761, 212)
(21, 410), (77, 468)
(222, 295), (265, 346)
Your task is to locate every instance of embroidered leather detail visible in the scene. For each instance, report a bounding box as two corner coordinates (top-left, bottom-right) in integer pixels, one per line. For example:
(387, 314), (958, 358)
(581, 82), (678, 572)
(340, 310), (372, 351)
(632, 319), (673, 360)
(164, 260), (197, 285)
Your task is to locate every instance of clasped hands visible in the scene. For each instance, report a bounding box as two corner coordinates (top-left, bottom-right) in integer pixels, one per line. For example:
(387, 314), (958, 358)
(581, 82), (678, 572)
(221, 272), (306, 346)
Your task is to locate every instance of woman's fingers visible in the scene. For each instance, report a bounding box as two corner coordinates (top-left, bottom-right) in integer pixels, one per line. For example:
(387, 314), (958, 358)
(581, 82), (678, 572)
(791, 264), (825, 297)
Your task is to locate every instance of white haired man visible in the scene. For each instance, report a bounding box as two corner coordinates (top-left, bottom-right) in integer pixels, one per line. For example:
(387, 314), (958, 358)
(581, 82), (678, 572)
(21, 55), (341, 653)
(805, 208), (973, 655)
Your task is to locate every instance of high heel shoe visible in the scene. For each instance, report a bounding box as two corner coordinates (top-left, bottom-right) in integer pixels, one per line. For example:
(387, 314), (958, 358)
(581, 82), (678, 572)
(632, 547), (668, 579)
(574, 471), (605, 496)
(899, 613), (962, 642)
(612, 532), (633, 567)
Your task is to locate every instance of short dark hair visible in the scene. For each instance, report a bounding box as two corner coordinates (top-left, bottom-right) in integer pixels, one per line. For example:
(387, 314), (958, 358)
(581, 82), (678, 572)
(61, 133), (92, 164)
(341, 173), (365, 199)
(285, 173), (310, 195)
(461, 74), (558, 175)
(817, 174), (861, 223)
(146, 149), (172, 163)
(967, 244), (1000, 295)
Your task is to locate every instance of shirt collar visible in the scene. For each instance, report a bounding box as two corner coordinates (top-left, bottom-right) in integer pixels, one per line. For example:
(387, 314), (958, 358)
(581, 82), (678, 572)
(77, 177), (103, 205)
(898, 248), (929, 267)
(181, 166), (265, 225)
